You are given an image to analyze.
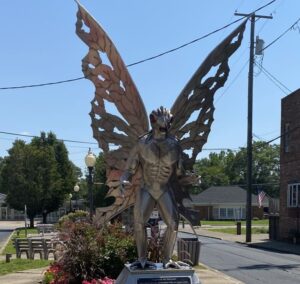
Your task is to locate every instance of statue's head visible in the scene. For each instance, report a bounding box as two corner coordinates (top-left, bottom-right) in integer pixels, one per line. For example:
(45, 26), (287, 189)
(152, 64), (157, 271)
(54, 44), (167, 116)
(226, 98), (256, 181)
(149, 106), (173, 133)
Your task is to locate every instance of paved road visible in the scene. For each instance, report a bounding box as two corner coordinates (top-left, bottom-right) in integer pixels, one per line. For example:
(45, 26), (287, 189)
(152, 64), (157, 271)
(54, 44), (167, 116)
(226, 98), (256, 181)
(188, 234), (300, 284)
(0, 231), (12, 252)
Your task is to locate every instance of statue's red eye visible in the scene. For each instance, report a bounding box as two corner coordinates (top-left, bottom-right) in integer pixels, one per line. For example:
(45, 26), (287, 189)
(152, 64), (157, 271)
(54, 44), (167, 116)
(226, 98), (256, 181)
(150, 114), (156, 123)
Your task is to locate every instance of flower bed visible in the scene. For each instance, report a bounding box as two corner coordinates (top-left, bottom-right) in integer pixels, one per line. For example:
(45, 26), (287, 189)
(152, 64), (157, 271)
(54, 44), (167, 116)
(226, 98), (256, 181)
(42, 214), (136, 284)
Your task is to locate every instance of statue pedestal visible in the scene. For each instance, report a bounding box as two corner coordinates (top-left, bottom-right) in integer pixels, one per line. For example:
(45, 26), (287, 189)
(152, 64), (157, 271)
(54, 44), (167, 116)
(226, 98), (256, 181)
(116, 264), (201, 284)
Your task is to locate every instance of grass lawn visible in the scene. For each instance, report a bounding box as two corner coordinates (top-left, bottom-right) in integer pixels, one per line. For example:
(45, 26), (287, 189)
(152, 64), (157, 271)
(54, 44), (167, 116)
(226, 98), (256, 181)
(0, 259), (51, 276)
(208, 227), (269, 235)
(201, 220), (268, 226)
(1, 227), (38, 255)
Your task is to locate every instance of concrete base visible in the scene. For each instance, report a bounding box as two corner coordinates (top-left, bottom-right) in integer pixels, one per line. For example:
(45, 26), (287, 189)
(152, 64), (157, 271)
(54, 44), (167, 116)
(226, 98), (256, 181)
(116, 263), (201, 284)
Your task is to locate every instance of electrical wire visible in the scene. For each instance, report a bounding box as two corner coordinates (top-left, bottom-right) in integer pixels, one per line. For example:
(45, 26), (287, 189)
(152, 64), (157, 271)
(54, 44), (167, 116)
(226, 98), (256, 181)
(260, 125), (300, 145)
(256, 0), (286, 34)
(0, 77), (84, 90)
(260, 64), (291, 93)
(0, 131), (98, 145)
(260, 68), (289, 95)
(0, 0), (276, 91)
(215, 59), (249, 104)
(255, 62), (290, 94)
(262, 16), (300, 52)
(0, 130), (242, 152)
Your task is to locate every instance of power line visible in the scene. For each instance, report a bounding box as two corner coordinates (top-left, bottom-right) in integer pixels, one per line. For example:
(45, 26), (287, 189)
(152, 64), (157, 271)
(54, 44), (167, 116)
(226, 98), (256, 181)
(259, 64), (291, 93)
(262, 16), (300, 52)
(256, 0), (286, 34)
(0, 131), (98, 145)
(202, 148), (239, 151)
(262, 125), (300, 145)
(0, 77), (84, 90)
(255, 61), (290, 94)
(215, 59), (249, 104)
(0, 0), (276, 91)
(0, 130), (241, 152)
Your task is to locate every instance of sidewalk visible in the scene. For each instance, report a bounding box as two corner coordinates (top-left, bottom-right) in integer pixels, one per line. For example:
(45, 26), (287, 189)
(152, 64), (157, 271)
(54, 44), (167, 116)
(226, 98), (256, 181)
(0, 268), (47, 284)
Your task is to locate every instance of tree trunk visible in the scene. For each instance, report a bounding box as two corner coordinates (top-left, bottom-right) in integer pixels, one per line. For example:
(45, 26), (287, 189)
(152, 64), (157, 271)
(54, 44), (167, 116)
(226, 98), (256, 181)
(42, 212), (48, 224)
(29, 217), (34, 228)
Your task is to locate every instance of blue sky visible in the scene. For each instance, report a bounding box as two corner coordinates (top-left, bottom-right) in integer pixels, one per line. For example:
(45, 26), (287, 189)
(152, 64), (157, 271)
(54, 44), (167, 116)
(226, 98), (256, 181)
(0, 0), (299, 173)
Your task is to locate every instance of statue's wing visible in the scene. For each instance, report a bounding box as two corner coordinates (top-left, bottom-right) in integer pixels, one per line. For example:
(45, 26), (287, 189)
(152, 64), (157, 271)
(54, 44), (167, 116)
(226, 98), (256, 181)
(170, 20), (247, 171)
(76, 2), (149, 170)
(169, 21), (247, 225)
(75, 3), (149, 224)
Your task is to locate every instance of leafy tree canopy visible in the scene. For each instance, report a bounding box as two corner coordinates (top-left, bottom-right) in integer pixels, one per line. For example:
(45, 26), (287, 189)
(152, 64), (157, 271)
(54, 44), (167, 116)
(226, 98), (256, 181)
(194, 142), (280, 197)
(0, 132), (79, 225)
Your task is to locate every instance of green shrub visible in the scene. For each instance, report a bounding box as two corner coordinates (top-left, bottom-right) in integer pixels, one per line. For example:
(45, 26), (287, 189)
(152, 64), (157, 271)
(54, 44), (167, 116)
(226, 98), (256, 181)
(56, 220), (137, 282)
(57, 210), (89, 228)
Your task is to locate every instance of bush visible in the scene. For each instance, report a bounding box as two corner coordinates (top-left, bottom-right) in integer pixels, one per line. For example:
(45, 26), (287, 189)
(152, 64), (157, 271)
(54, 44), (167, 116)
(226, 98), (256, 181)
(57, 211), (89, 228)
(55, 220), (137, 282)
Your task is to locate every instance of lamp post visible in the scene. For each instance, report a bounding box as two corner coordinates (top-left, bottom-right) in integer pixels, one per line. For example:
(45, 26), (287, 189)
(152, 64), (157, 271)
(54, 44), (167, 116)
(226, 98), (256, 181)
(85, 148), (96, 220)
(69, 193), (73, 213)
(73, 184), (80, 210)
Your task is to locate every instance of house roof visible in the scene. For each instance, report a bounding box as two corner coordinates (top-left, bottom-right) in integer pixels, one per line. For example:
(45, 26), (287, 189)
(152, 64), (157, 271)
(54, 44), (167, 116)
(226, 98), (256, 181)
(191, 186), (268, 206)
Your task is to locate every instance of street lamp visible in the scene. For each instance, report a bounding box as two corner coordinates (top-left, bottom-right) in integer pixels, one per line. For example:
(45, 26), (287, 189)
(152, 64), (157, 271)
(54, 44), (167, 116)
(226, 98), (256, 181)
(69, 193), (73, 213)
(85, 148), (96, 220)
(74, 184), (80, 210)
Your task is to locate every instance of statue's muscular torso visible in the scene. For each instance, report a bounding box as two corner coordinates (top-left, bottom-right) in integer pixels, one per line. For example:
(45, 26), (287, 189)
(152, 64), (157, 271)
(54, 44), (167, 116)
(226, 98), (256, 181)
(137, 135), (181, 199)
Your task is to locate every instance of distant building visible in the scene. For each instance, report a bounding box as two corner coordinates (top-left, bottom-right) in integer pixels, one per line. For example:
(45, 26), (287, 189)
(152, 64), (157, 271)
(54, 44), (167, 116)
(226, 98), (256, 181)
(0, 193), (24, 220)
(189, 186), (268, 220)
(0, 192), (76, 222)
(279, 88), (300, 241)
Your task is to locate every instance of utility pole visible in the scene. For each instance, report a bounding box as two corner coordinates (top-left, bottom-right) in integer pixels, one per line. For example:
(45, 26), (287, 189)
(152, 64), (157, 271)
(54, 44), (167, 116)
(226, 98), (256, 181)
(235, 12), (272, 243)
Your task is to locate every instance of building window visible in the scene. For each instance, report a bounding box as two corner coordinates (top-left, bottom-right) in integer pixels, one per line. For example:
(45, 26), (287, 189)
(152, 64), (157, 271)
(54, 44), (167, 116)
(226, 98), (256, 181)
(284, 123), (290, 153)
(213, 208), (218, 219)
(227, 208), (234, 219)
(220, 208), (226, 218)
(287, 183), (300, 207)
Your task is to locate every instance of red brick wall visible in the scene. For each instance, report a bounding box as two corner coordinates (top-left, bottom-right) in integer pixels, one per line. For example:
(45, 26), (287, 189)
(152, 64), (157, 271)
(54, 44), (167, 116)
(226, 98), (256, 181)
(193, 205), (263, 220)
(193, 205), (213, 220)
(279, 89), (300, 240)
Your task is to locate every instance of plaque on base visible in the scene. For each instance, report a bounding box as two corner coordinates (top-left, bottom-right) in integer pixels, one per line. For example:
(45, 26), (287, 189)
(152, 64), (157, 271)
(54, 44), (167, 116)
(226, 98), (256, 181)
(116, 264), (201, 284)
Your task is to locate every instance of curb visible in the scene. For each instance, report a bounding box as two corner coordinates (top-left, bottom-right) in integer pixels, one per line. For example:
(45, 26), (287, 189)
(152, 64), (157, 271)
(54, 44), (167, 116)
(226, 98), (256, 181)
(178, 229), (223, 241)
(247, 242), (300, 256)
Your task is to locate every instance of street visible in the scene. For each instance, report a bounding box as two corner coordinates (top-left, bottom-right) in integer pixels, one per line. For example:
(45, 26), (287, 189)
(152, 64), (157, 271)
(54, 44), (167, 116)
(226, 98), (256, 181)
(193, 234), (300, 284)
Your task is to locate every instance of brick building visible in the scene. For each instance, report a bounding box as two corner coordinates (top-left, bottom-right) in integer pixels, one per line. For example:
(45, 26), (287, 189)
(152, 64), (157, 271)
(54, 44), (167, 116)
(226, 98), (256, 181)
(279, 88), (300, 241)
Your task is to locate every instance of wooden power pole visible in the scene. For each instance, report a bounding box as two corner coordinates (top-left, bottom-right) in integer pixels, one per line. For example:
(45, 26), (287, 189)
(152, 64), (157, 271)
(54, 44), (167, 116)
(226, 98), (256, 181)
(234, 12), (272, 243)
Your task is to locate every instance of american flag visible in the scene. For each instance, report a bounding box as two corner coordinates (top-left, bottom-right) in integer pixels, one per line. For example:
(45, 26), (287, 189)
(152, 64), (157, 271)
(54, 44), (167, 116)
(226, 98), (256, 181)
(257, 190), (266, 208)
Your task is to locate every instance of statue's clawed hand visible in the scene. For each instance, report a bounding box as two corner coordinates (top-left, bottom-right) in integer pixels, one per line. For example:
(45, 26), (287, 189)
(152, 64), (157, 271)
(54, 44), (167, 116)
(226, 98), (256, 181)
(120, 180), (132, 197)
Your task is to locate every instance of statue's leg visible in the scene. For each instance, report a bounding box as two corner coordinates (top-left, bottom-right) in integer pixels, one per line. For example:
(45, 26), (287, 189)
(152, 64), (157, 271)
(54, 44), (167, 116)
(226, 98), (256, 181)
(156, 191), (179, 264)
(134, 188), (156, 266)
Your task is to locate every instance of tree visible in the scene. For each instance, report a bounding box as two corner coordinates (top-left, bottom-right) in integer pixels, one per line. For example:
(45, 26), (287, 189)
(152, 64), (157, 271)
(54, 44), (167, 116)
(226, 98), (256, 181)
(230, 142), (280, 197)
(194, 151), (230, 193)
(194, 142), (280, 197)
(92, 152), (113, 208)
(1, 133), (78, 226)
(0, 157), (6, 194)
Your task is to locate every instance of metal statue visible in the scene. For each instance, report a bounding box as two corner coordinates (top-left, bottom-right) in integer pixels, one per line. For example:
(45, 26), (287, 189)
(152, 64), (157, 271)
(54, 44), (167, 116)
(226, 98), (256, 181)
(75, 1), (246, 269)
